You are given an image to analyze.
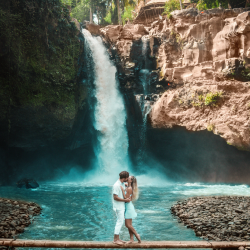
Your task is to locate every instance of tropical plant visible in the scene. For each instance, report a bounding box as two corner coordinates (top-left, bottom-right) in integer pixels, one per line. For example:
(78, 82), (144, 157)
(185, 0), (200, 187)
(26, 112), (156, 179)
(163, 0), (183, 18)
(122, 5), (134, 24)
(71, 0), (91, 22)
(104, 9), (112, 23)
(196, 0), (227, 10)
(196, 0), (247, 10)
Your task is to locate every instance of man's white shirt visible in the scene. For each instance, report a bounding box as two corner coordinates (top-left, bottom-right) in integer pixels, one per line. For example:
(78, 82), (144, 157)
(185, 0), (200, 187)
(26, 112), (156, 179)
(112, 179), (126, 211)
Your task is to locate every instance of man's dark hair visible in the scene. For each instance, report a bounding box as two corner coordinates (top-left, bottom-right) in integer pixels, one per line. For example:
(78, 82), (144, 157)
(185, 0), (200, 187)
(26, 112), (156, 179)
(119, 171), (129, 179)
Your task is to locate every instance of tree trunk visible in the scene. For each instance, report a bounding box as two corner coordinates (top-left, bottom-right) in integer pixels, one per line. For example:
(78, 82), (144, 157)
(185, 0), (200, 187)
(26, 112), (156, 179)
(116, 0), (122, 25)
(179, 0), (183, 10)
(90, 6), (93, 23)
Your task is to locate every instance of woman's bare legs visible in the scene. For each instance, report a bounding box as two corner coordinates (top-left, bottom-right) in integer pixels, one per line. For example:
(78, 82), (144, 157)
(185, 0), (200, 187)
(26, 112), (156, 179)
(125, 220), (134, 243)
(125, 219), (141, 243)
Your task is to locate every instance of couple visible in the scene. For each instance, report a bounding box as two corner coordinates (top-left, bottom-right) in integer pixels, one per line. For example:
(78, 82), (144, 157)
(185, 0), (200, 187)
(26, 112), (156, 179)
(112, 171), (141, 245)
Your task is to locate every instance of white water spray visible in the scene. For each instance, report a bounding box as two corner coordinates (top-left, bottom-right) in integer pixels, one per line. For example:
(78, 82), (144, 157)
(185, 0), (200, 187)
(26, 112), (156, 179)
(82, 29), (130, 177)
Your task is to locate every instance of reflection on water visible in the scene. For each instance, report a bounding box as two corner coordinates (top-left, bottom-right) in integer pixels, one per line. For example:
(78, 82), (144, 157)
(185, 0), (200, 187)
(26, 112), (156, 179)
(1, 182), (250, 249)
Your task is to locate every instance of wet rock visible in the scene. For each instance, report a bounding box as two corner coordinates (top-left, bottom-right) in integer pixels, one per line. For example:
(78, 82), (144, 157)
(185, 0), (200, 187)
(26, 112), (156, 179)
(171, 196), (250, 241)
(0, 198), (41, 239)
(17, 178), (39, 189)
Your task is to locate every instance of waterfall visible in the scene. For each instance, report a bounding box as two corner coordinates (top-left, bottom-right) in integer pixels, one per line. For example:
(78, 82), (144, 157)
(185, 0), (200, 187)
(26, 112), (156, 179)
(82, 29), (130, 175)
(142, 35), (149, 68)
(136, 70), (152, 167)
(142, 36), (148, 59)
(139, 69), (150, 94)
(136, 37), (152, 167)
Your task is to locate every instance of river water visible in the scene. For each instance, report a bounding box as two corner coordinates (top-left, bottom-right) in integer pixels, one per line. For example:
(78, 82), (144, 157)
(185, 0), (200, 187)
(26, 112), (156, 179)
(1, 182), (250, 248)
(1, 29), (249, 249)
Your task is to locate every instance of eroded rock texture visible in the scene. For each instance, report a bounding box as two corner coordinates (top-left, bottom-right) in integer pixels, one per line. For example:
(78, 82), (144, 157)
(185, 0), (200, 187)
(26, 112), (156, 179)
(99, 7), (250, 150)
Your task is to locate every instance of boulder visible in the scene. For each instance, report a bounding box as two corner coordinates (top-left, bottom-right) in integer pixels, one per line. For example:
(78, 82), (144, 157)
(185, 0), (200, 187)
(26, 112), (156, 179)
(17, 178), (39, 189)
(83, 21), (101, 35)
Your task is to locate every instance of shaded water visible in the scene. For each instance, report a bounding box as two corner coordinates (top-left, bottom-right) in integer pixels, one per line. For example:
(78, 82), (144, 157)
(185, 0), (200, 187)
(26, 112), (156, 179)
(1, 182), (250, 249)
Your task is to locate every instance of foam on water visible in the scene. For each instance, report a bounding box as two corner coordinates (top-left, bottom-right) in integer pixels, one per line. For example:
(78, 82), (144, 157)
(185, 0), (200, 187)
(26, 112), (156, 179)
(173, 183), (250, 196)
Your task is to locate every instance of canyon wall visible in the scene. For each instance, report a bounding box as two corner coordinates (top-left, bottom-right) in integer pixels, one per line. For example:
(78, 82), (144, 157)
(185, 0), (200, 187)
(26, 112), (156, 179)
(99, 7), (250, 151)
(0, 0), (95, 184)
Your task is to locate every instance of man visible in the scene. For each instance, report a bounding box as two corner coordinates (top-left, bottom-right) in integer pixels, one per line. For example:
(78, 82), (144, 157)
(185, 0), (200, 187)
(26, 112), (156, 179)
(113, 171), (130, 245)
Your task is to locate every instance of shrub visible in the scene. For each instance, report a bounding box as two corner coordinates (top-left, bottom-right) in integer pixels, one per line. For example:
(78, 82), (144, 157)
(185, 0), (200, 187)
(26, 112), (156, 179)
(207, 124), (215, 132)
(196, 0), (228, 10)
(241, 67), (250, 80)
(204, 91), (222, 106)
(163, 0), (183, 19)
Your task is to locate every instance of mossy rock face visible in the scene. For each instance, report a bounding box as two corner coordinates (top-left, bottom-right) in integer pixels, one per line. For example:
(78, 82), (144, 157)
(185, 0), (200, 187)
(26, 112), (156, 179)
(0, 0), (86, 148)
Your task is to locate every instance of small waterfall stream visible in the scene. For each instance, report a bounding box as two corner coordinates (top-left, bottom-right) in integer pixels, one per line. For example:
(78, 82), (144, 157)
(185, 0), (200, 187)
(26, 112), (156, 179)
(136, 68), (152, 166)
(82, 29), (130, 175)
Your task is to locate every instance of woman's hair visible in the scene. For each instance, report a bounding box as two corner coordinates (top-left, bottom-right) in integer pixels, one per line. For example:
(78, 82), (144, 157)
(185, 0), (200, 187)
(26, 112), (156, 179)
(131, 176), (139, 201)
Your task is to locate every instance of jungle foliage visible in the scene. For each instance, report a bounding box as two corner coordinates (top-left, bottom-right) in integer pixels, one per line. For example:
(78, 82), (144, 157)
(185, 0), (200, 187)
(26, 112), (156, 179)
(0, 0), (82, 110)
(61, 0), (137, 25)
(163, 0), (183, 18)
(165, 0), (248, 15)
(195, 0), (248, 10)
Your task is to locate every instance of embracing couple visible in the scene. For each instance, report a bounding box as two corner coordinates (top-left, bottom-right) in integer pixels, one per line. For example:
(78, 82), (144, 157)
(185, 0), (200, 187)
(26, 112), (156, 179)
(112, 171), (141, 245)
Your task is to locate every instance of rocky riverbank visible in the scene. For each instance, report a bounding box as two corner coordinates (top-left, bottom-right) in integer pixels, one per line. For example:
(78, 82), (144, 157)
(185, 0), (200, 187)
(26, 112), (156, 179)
(171, 196), (250, 241)
(0, 198), (41, 239)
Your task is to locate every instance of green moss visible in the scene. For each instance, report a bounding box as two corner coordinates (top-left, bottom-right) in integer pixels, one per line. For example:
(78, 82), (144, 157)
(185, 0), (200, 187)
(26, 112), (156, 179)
(204, 92), (223, 106)
(0, 0), (82, 110)
(236, 146), (249, 151)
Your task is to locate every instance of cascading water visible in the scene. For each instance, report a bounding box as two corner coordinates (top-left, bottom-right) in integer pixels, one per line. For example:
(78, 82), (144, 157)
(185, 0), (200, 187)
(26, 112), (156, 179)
(136, 61), (152, 167)
(82, 29), (130, 176)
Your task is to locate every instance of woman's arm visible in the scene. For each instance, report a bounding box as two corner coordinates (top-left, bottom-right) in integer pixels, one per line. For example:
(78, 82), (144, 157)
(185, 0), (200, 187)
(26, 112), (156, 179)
(113, 194), (130, 202)
(120, 186), (132, 199)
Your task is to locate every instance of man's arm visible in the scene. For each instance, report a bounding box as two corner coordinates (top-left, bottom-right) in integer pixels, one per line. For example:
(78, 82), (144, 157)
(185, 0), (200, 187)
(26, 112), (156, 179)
(113, 194), (130, 202)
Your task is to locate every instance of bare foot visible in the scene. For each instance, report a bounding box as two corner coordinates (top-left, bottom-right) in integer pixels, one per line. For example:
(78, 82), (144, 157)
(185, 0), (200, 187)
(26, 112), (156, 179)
(126, 240), (134, 244)
(113, 240), (125, 245)
(118, 239), (126, 243)
(136, 234), (141, 243)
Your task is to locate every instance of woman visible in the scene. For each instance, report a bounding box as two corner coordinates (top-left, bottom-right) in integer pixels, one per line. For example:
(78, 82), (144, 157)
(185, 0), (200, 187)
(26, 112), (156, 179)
(120, 176), (141, 243)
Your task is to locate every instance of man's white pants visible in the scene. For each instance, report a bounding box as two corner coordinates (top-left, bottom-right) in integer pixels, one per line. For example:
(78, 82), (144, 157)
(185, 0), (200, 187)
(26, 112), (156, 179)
(114, 209), (125, 235)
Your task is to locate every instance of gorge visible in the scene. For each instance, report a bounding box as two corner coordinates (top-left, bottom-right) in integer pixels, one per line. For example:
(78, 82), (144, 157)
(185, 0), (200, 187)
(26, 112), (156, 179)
(1, 3), (250, 184)
(2, 1), (250, 244)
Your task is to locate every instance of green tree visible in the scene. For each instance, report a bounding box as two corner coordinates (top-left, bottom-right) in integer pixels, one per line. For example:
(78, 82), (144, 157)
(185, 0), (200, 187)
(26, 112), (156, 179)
(163, 0), (183, 18)
(122, 5), (134, 24)
(197, 0), (227, 9)
(196, 0), (247, 9)
(71, 0), (91, 22)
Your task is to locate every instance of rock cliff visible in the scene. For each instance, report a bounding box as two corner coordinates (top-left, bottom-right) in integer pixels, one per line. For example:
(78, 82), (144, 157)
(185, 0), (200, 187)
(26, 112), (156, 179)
(99, 7), (250, 151)
(0, 0), (86, 150)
